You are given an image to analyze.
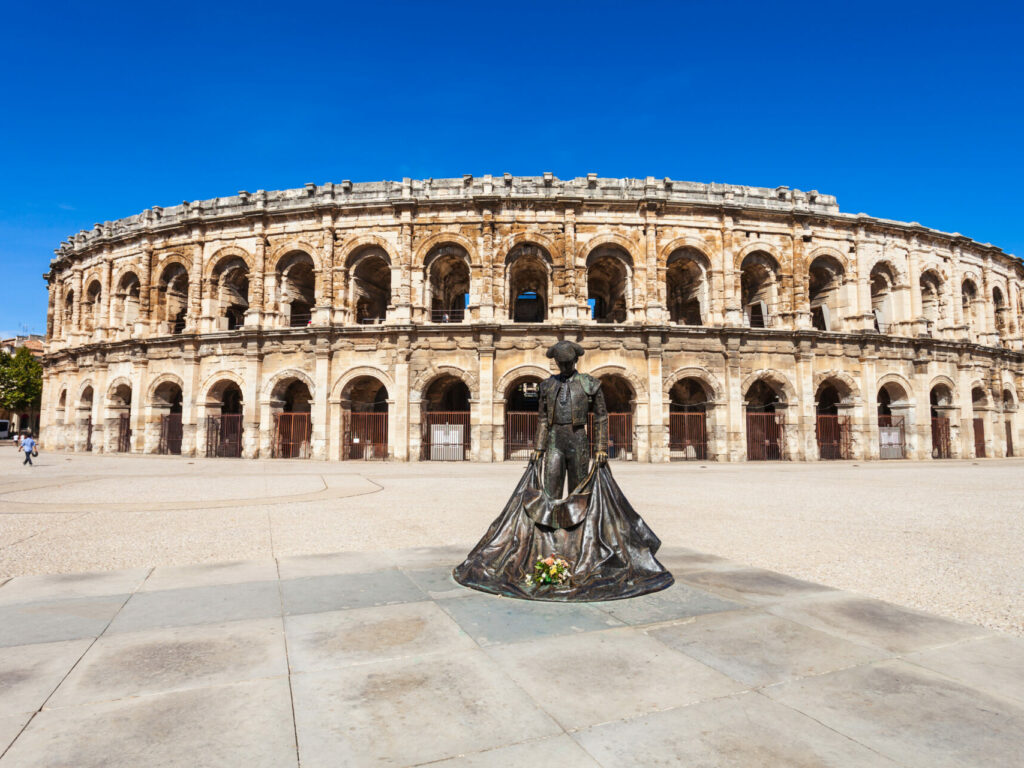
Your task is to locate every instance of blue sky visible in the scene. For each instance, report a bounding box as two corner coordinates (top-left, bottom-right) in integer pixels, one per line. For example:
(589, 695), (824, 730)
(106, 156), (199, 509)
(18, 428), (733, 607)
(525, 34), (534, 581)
(2, 0), (1022, 336)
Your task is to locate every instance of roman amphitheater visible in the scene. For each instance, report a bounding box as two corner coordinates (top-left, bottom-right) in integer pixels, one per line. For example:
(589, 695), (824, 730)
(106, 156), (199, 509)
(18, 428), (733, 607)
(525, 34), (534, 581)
(39, 175), (1023, 463)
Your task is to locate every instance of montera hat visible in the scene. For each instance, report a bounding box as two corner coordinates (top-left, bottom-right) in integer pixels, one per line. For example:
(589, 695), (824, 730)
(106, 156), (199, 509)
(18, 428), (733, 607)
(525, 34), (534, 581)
(546, 340), (585, 362)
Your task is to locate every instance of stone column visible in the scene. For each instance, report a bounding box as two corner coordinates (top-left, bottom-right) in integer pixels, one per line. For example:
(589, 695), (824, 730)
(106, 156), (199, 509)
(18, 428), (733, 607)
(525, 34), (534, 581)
(130, 359), (147, 453)
(246, 231), (266, 327)
(100, 257), (113, 337)
(795, 343), (816, 460)
(643, 212), (662, 324)
(913, 360), (932, 459)
(957, 361), (975, 457)
(791, 231), (810, 330)
(188, 240), (203, 332)
(563, 204), (582, 320)
(393, 339), (410, 460)
(479, 211), (495, 322)
(723, 337), (744, 460)
(180, 344), (199, 456)
(721, 218), (741, 325)
(140, 243), (153, 334)
(477, 334), (495, 461)
(71, 268), (83, 338)
(646, 339), (666, 462)
(859, 353), (879, 460)
(315, 224), (334, 326)
(243, 340), (262, 458)
(907, 247), (924, 334)
(312, 338), (330, 459)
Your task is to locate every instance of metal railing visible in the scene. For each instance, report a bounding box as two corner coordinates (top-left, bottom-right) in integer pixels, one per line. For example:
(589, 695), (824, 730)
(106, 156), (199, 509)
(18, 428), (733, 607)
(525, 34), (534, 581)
(815, 414), (852, 460)
(931, 417), (952, 459)
(429, 309), (465, 323)
(878, 414), (905, 459)
(273, 412), (311, 458)
(422, 411), (471, 460)
(669, 412), (707, 459)
(344, 412), (388, 460)
(158, 414), (183, 455)
(205, 414), (243, 458)
(746, 412), (785, 460)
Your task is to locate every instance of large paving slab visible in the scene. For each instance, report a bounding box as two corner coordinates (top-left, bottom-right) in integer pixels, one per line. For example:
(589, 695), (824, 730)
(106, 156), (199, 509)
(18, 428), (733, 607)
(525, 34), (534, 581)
(0, 545), (1021, 767)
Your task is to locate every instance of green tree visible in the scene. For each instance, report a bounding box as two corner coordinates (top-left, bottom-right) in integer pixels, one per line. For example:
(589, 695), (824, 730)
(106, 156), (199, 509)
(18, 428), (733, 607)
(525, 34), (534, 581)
(0, 347), (43, 413)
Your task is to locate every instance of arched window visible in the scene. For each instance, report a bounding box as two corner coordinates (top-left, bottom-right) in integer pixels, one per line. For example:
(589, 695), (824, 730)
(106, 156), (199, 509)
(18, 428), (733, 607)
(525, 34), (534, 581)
(426, 245), (470, 323)
(961, 279), (979, 337)
(919, 271), (943, 333)
(507, 245), (550, 323)
(666, 249), (707, 325)
(870, 263), (897, 333)
(113, 272), (141, 332)
(276, 251), (316, 327)
(349, 249), (391, 324)
(740, 251), (778, 328)
(157, 264), (189, 334)
(587, 246), (631, 323)
(808, 256), (844, 331)
(211, 257), (250, 330)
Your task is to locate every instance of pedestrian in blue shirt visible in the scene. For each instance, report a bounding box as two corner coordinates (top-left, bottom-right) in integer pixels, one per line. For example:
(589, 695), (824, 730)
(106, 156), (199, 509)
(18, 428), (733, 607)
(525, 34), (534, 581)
(21, 432), (36, 466)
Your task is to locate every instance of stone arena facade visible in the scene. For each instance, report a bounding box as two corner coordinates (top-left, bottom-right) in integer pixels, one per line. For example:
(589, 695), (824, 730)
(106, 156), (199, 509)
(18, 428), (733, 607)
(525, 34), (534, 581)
(39, 175), (1024, 463)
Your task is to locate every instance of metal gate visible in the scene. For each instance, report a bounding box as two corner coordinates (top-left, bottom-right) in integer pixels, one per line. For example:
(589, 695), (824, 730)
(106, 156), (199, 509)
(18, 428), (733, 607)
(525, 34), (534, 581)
(588, 413), (634, 460)
(931, 417), (952, 459)
(746, 412), (785, 460)
(84, 415), (93, 452)
(973, 417), (986, 458)
(878, 415), (905, 459)
(273, 412), (311, 458)
(117, 413), (132, 453)
(816, 414), (852, 460)
(1005, 420), (1014, 457)
(205, 414), (243, 458)
(422, 411), (470, 461)
(344, 412), (388, 460)
(158, 414), (183, 455)
(504, 411), (538, 460)
(669, 412), (707, 460)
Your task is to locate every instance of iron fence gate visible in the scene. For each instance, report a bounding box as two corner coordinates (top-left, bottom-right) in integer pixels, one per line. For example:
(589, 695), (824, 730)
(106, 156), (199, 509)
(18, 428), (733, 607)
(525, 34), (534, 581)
(878, 415), (905, 459)
(117, 413), (132, 453)
(931, 417), (952, 459)
(589, 413), (634, 460)
(1006, 420), (1014, 458)
(815, 414), (852, 460)
(84, 416), (93, 452)
(973, 417), (986, 458)
(746, 412), (785, 460)
(158, 414), (183, 455)
(422, 411), (470, 461)
(273, 413), (311, 458)
(669, 412), (707, 460)
(205, 414), (243, 458)
(344, 412), (388, 460)
(504, 412), (538, 460)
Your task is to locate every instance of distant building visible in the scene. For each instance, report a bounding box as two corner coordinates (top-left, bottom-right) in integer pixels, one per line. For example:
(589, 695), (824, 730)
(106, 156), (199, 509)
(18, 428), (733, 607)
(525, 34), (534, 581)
(1, 334), (44, 437)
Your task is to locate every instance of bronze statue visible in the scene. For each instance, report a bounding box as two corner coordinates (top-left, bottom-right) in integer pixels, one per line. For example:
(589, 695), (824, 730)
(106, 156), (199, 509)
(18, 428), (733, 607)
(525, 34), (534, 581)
(453, 340), (673, 602)
(532, 341), (608, 498)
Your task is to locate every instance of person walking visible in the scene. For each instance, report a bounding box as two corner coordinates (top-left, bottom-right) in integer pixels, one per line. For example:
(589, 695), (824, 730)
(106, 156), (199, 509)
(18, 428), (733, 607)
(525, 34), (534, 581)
(20, 431), (36, 466)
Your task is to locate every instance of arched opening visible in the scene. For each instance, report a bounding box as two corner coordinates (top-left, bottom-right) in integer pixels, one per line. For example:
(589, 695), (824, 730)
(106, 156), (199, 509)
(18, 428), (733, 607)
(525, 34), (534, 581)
(930, 384), (954, 459)
(877, 382), (909, 459)
(426, 245), (470, 323)
(349, 250), (391, 325)
(668, 377), (709, 459)
(740, 252), (778, 328)
(204, 380), (244, 458)
(422, 374), (471, 460)
(83, 280), (102, 334)
(1003, 388), (1016, 457)
(79, 385), (95, 452)
(815, 380), (852, 459)
(598, 374), (635, 460)
(993, 286), (1007, 339)
(744, 378), (786, 460)
(808, 256), (844, 331)
(341, 376), (389, 460)
(971, 386), (988, 458)
(961, 279), (979, 338)
(113, 272), (141, 333)
(870, 263), (897, 333)
(587, 246), (631, 323)
(271, 378), (312, 458)
(277, 251), (316, 327)
(507, 245), (550, 323)
(153, 381), (183, 455)
(211, 257), (250, 331)
(56, 388), (67, 426)
(63, 290), (75, 335)
(108, 382), (132, 453)
(503, 375), (543, 460)
(666, 249), (707, 326)
(919, 271), (943, 334)
(157, 264), (189, 334)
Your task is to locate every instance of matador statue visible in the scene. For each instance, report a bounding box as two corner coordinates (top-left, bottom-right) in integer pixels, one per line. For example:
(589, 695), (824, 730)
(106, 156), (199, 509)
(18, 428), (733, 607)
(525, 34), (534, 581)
(531, 340), (608, 498)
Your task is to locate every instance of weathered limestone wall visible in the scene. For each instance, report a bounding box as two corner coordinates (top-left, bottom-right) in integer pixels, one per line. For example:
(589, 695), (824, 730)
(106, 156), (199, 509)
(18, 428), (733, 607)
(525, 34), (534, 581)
(40, 176), (1024, 462)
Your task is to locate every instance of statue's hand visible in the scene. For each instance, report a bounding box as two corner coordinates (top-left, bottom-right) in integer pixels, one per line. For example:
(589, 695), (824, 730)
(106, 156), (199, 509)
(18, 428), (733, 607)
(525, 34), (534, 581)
(595, 450), (609, 465)
(530, 449), (545, 464)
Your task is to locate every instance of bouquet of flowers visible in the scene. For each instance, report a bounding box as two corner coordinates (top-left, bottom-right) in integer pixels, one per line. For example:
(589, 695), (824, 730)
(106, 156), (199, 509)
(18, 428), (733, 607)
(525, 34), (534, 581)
(524, 555), (572, 587)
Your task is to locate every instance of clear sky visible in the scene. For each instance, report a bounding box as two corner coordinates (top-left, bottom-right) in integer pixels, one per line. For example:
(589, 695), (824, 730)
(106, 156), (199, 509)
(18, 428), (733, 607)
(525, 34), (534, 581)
(2, 0), (1021, 336)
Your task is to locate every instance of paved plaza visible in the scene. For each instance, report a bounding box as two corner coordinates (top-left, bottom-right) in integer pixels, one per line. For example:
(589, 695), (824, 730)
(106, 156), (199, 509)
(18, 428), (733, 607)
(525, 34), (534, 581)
(1, 454), (1023, 765)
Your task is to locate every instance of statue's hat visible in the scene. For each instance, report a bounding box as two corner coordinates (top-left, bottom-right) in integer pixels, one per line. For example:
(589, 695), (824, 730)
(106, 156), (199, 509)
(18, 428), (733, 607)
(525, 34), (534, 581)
(546, 340), (584, 363)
